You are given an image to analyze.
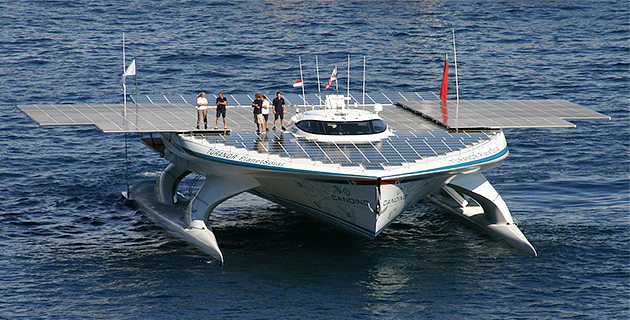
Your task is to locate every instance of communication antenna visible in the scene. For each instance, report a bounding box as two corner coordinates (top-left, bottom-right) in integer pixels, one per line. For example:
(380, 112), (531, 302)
(298, 56), (306, 108)
(347, 55), (350, 102)
(362, 56), (366, 109)
(452, 29), (460, 122)
(315, 56), (322, 106)
(335, 65), (339, 95)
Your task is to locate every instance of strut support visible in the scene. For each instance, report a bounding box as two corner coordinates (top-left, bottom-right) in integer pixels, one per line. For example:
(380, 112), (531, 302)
(156, 163), (190, 205)
(431, 172), (537, 256)
(139, 164), (261, 265)
(182, 175), (260, 264)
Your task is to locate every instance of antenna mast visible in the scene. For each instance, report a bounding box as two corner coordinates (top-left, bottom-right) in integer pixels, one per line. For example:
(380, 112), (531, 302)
(347, 55), (350, 101)
(362, 56), (366, 108)
(122, 33), (127, 118)
(316, 55), (322, 106)
(452, 29), (460, 121)
(335, 65), (339, 95)
(298, 56), (306, 108)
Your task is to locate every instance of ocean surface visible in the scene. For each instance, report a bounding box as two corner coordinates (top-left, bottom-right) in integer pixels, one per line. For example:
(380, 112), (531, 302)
(1, 0), (628, 319)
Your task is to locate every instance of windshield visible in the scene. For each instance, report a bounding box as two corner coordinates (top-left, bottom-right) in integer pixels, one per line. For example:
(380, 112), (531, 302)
(296, 119), (388, 135)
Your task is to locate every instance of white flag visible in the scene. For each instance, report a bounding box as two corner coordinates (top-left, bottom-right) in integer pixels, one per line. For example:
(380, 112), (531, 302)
(123, 59), (136, 79)
(292, 79), (303, 87)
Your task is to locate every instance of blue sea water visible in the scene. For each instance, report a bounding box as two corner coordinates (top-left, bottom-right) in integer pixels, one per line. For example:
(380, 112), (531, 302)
(1, 0), (628, 319)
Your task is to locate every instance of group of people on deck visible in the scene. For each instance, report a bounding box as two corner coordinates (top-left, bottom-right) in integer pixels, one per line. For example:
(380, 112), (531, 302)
(196, 91), (286, 134)
(195, 92), (227, 130)
(251, 92), (287, 134)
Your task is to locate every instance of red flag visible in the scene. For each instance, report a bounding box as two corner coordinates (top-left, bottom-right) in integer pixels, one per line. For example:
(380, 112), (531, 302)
(292, 79), (303, 87)
(440, 55), (448, 101)
(324, 66), (337, 90)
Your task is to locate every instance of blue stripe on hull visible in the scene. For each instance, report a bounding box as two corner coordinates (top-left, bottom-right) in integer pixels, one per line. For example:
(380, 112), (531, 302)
(179, 145), (508, 181)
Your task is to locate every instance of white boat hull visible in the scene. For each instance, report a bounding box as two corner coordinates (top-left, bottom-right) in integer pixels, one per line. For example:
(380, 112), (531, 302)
(127, 130), (537, 263)
(249, 175), (448, 239)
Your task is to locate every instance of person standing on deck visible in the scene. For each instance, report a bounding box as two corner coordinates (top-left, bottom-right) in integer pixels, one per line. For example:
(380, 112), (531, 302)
(215, 91), (228, 129)
(252, 93), (264, 134)
(272, 91), (286, 131)
(196, 92), (208, 129)
(261, 95), (271, 131)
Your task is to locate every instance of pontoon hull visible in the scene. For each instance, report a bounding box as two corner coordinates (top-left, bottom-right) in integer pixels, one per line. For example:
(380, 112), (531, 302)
(129, 131), (536, 263)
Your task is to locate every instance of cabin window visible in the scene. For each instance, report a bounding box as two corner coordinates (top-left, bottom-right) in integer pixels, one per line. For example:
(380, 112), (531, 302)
(296, 119), (387, 135)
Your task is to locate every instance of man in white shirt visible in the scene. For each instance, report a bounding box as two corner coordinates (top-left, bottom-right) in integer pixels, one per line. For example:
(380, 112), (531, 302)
(261, 95), (271, 132)
(196, 92), (208, 129)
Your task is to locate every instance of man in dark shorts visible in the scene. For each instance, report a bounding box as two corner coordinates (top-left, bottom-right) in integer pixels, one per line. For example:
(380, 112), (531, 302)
(272, 91), (286, 131)
(252, 93), (264, 134)
(215, 92), (228, 129)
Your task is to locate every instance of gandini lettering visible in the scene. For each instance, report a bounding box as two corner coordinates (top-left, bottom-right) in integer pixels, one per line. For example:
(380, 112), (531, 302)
(383, 195), (404, 206)
(331, 195), (370, 207)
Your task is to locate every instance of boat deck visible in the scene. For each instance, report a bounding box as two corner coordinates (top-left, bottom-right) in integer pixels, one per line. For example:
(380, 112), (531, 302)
(17, 92), (608, 171)
(16, 92), (445, 133)
(17, 92), (609, 133)
(194, 129), (495, 170)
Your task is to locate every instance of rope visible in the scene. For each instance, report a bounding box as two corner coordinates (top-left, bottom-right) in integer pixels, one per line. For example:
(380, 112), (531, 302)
(188, 173), (203, 199)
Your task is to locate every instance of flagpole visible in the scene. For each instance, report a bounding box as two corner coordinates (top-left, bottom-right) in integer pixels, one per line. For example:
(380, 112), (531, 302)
(362, 56), (366, 109)
(134, 55), (138, 112)
(452, 29), (460, 124)
(315, 56), (322, 107)
(335, 65), (338, 95)
(122, 33), (130, 199)
(122, 33), (127, 118)
(347, 54), (350, 102)
(298, 56), (306, 108)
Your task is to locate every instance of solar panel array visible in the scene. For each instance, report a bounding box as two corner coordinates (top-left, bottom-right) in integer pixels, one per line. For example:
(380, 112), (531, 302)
(17, 92), (442, 133)
(397, 99), (610, 129)
(19, 92), (609, 133)
(212, 130), (492, 170)
(17, 92), (611, 171)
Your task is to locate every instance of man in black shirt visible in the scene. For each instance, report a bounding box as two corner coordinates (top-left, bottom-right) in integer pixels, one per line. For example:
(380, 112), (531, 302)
(215, 92), (228, 129)
(272, 92), (286, 131)
(252, 93), (264, 134)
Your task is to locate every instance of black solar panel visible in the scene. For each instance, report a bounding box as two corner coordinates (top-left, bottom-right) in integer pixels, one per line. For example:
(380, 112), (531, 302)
(363, 163), (384, 170)
(204, 129), (494, 170)
(18, 93), (507, 170)
(397, 99), (610, 129)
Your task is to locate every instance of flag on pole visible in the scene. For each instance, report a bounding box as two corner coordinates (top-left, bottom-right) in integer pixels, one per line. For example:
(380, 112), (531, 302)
(292, 79), (304, 87)
(440, 54), (449, 124)
(122, 58), (136, 88)
(439, 55), (448, 101)
(324, 66), (337, 90)
(123, 58), (136, 78)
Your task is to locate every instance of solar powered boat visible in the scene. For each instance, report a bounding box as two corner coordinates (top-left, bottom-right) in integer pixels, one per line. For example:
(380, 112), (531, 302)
(17, 88), (609, 265)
